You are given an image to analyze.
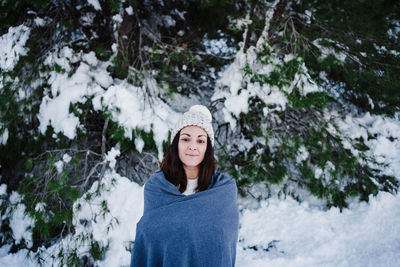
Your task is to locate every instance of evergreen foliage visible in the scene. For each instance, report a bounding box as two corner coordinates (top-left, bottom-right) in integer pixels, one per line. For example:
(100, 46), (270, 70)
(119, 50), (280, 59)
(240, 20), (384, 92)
(0, 0), (399, 264)
(293, 0), (400, 114)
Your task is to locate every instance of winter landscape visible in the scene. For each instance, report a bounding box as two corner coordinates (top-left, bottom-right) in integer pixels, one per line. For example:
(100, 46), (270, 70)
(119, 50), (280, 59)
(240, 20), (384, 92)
(0, 1), (399, 266)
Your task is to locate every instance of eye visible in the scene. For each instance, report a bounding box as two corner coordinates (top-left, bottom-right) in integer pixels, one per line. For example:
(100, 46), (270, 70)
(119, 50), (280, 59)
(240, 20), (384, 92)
(198, 140), (206, 144)
(181, 138), (189, 142)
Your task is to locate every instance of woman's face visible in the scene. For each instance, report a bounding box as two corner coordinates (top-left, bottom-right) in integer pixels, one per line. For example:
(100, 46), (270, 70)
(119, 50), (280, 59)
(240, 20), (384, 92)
(178, 126), (208, 169)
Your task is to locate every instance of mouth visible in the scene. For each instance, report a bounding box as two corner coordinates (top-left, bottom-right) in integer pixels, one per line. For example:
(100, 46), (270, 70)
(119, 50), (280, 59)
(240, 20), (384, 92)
(186, 154), (198, 157)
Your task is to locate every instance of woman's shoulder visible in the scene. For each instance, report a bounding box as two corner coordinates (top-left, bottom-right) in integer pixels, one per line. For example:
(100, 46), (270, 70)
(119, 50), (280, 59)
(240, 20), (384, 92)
(144, 171), (179, 194)
(213, 171), (237, 187)
(145, 171), (165, 185)
(147, 171), (164, 181)
(215, 171), (234, 180)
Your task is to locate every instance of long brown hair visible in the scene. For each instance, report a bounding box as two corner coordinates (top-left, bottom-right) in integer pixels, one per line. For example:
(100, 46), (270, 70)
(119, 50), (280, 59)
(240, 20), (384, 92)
(160, 130), (217, 193)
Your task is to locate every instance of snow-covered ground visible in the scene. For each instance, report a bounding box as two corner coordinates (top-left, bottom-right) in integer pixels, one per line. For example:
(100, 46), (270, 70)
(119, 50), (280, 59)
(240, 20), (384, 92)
(1, 177), (399, 266)
(237, 191), (400, 267)
(1, 21), (400, 266)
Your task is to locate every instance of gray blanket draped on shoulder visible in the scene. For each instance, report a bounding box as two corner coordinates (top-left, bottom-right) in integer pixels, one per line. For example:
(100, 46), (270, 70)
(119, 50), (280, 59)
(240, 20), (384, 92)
(130, 171), (239, 267)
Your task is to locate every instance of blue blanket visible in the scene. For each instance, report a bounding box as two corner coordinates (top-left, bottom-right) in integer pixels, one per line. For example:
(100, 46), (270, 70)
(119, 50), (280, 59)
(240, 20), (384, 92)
(130, 171), (239, 267)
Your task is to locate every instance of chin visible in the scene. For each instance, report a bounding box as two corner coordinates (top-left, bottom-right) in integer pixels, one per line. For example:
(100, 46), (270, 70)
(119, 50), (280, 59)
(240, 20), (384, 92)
(182, 158), (202, 167)
(183, 162), (201, 167)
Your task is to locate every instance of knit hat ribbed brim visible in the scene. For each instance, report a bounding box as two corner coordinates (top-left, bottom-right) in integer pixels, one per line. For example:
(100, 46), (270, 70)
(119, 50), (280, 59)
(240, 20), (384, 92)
(171, 105), (214, 146)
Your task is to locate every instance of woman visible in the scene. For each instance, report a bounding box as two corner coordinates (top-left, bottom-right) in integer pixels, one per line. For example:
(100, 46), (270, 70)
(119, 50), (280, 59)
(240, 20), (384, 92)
(130, 105), (239, 267)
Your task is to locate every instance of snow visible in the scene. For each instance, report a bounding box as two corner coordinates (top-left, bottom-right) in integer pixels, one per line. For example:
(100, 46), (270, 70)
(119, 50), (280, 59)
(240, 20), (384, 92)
(304, 10), (312, 24)
(54, 160), (64, 174)
(0, 128), (8, 145)
(80, 12), (96, 26)
(171, 9), (186, 20)
(62, 153), (72, 163)
(87, 0), (101, 11)
(214, 46), (320, 129)
(35, 203), (46, 213)
(82, 51), (98, 66)
(256, 0), (280, 48)
(112, 14), (123, 24)
(7, 192), (34, 248)
(224, 90), (250, 118)
(72, 170), (144, 267)
(3, 104), (400, 266)
(162, 15), (176, 27)
(335, 112), (400, 176)
(135, 136), (145, 153)
(104, 147), (120, 169)
(312, 39), (347, 63)
(0, 184), (6, 196)
(34, 17), (46, 26)
(296, 63), (320, 94)
(92, 80), (179, 160)
(38, 48), (110, 139)
(38, 45), (179, 160)
(3, 174), (400, 266)
(9, 191), (21, 204)
(43, 46), (78, 72)
(0, 246), (35, 267)
(38, 60), (103, 139)
(0, 24), (31, 72)
(232, 13), (252, 48)
(1, 14), (400, 267)
(236, 191), (400, 267)
(389, 49), (400, 56)
(232, 16), (253, 30)
(203, 37), (236, 56)
(296, 145), (309, 163)
(387, 20), (400, 40)
(125, 6), (133, 16)
(217, 50), (245, 96)
(372, 43), (399, 56)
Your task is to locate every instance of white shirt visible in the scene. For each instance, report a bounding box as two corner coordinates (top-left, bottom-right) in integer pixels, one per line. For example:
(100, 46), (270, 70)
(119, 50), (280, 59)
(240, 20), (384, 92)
(182, 178), (198, 196)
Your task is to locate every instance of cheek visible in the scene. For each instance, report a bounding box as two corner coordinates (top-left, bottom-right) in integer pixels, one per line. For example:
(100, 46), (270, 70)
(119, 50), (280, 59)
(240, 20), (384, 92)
(199, 145), (207, 158)
(178, 142), (185, 158)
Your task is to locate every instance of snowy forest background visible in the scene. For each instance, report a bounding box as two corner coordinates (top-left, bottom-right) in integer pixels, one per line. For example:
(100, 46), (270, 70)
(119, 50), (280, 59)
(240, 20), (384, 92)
(0, 0), (399, 266)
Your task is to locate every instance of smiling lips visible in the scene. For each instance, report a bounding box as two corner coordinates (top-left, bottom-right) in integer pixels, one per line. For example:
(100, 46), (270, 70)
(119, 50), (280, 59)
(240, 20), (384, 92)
(186, 154), (198, 157)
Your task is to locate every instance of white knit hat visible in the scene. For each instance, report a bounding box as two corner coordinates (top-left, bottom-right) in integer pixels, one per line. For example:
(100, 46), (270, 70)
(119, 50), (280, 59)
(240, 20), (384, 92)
(171, 105), (214, 146)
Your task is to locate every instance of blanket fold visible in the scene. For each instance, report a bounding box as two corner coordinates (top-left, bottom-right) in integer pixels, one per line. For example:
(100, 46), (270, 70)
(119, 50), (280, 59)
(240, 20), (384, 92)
(130, 171), (239, 267)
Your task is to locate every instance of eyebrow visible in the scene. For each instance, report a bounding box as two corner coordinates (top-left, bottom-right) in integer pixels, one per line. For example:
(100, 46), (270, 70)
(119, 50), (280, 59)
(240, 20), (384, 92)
(180, 133), (207, 138)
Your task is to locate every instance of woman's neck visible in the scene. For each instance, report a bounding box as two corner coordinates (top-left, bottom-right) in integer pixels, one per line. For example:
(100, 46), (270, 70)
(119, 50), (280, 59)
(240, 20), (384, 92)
(184, 165), (199, 179)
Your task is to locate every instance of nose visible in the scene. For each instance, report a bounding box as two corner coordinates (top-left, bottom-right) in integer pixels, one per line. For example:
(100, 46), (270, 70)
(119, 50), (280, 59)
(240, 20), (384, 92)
(188, 141), (197, 150)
